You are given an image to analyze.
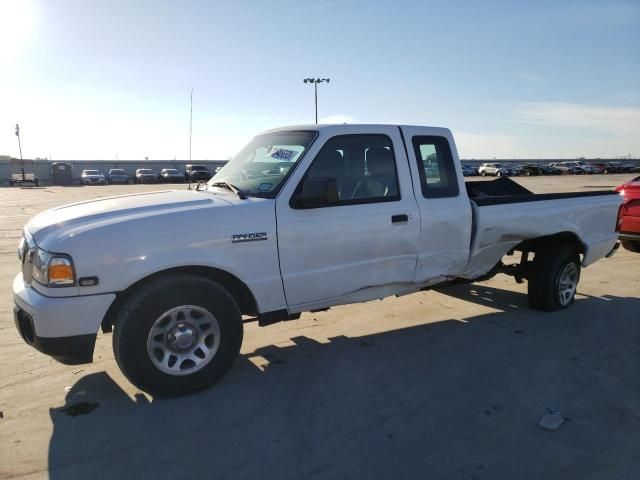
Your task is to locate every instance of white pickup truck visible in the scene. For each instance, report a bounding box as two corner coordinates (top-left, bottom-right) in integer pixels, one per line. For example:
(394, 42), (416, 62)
(13, 125), (621, 396)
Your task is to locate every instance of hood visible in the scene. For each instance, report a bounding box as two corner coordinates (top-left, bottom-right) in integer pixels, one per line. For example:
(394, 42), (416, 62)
(28, 190), (232, 247)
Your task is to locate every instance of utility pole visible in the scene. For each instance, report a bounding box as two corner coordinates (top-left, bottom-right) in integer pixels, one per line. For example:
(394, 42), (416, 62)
(15, 123), (23, 160)
(303, 78), (330, 124)
(189, 89), (193, 162)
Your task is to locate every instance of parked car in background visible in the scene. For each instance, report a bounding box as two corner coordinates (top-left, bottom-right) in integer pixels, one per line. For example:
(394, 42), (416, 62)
(108, 169), (129, 184)
(578, 161), (599, 174)
(563, 161), (598, 174)
(464, 164), (479, 175)
(549, 162), (576, 174)
(159, 168), (185, 183)
(591, 162), (618, 174)
(134, 168), (158, 184)
(184, 164), (211, 182)
(615, 176), (640, 253)
(543, 165), (562, 175)
(81, 169), (106, 185)
(507, 164), (523, 176)
(461, 164), (476, 176)
(611, 162), (639, 173)
(521, 164), (545, 176)
(478, 163), (512, 177)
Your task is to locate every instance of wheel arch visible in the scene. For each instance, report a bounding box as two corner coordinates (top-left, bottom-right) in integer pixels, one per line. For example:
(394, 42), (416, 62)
(101, 265), (258, 333)
(514, 231), (586, 256)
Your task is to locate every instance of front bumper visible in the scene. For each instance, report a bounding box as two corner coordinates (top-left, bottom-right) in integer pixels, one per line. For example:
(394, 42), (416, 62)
(13, 273), (115, 364)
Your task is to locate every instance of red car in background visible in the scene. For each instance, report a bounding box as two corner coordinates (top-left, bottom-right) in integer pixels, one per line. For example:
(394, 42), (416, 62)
(615, 176), (640, 253)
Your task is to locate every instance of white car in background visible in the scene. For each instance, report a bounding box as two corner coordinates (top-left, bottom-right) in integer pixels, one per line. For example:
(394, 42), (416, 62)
(80, 169), (106, 185)
(478, 163), (511, 177)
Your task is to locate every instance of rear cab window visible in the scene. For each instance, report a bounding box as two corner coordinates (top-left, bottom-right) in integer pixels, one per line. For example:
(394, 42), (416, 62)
(412, 136), (459, 198)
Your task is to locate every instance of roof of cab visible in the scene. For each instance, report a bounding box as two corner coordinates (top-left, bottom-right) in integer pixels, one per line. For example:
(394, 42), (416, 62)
(261, 124), (452, 136)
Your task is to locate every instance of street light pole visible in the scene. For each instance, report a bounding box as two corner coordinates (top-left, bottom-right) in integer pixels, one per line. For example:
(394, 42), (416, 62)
(189, 89), (193, 162)
(303, 78), (330, 124)
(15, 123), (23, 160)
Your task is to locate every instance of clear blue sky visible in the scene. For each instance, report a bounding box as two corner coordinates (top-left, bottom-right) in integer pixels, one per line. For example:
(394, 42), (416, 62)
(1, 0), (639, 160)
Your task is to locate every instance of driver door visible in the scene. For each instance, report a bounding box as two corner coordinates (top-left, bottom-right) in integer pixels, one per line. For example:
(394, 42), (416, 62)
(275, 126), (420, 309)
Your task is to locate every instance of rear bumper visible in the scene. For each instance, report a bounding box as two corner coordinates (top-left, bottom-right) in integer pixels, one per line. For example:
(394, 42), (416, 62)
(13, 273), (115, 364)
(619, 232), (640, 241)
(619, 214), (640, 238)
(582, 234), (620, 267)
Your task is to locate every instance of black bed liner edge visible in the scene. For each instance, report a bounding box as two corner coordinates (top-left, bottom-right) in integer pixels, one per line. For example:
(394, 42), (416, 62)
(466, 177), (618, 206)
(471, 189), (618, 207)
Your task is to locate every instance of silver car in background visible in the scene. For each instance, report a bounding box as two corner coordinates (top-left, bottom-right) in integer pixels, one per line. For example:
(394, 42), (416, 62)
(80, 169), (106, 185)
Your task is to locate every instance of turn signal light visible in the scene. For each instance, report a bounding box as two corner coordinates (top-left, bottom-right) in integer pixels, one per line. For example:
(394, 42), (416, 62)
(48, 258), (74, 286)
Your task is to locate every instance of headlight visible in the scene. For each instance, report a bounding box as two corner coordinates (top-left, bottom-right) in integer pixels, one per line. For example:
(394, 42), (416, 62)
(32, 249), (76, 286)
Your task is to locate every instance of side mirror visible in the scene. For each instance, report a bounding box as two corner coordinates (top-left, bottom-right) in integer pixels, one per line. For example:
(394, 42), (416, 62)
(291, 177), (339, 208)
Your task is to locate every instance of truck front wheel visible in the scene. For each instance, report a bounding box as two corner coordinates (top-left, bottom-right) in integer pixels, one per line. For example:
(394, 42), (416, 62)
(113, 274), (243, 396)
(528, 244), (581, 311)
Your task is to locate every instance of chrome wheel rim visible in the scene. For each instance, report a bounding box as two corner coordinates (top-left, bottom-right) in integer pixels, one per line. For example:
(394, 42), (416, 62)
(146, 305), (221, 376)
(557, 262), (579, 307)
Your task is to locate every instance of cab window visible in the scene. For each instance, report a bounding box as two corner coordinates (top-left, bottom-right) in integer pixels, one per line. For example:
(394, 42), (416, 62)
(297, 134), (400, 206)
(412, 136), (459, 198)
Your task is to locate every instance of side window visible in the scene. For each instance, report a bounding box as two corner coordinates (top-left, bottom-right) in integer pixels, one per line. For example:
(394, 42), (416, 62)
(412, 136), (459, 198)
(297, 134), (400, 206)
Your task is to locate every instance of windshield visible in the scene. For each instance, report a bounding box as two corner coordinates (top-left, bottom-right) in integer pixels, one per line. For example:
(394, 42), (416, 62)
(138, 169), (153, 173)
(189, 166), (206, 171)
(110, 169), (125, 174)
(209, 130), (317, 197)
(164, 169), (178, 173)
(84, 170), (99, 175)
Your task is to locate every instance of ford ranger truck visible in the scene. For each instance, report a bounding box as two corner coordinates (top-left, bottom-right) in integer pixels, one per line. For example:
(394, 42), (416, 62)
(13, 125), (622, 396)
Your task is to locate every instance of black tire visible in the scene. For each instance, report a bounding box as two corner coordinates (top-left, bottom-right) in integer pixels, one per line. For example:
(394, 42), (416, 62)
(496, 171), (503, 177)
(621, 239), (640, 253)
(528, 244), (581, 311)
(481, 171), (486, 177)
(113, 274), (243, 397)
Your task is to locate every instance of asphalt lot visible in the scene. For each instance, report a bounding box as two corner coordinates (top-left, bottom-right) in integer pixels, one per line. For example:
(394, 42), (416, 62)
(1, 175), (639, 480)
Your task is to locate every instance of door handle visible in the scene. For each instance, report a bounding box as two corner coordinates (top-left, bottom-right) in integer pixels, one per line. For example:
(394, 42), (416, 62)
(391, 214), (409, 223)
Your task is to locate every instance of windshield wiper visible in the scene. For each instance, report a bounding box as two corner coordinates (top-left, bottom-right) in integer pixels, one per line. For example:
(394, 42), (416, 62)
(210, 181), (248, 199)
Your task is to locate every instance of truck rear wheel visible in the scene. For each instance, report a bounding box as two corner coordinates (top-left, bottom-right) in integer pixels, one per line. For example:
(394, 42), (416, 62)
(528, 244), (581, 311)
(113, 274), (243, 397)
(621, 239), (640, 253)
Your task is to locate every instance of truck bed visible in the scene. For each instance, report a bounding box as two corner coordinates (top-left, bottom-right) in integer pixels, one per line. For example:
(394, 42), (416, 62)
(465, 177), (617, 206)
(462, 177), (620, 279)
